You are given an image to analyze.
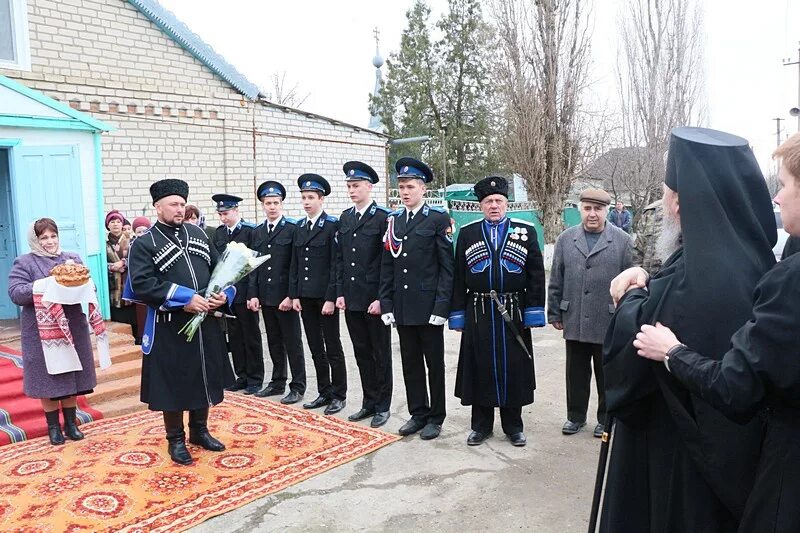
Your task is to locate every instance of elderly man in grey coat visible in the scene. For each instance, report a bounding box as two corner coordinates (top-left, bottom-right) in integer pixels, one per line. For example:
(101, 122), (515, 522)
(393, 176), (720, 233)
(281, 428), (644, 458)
(547, 189), (632, 437)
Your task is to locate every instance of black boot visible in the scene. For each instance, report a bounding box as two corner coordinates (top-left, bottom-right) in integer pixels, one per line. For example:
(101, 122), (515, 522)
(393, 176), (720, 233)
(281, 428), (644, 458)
(188, 408), (226, 451)
(163, 411), (193, 465)
(62, 406), (84, 441)
(45, 410), (65, 445)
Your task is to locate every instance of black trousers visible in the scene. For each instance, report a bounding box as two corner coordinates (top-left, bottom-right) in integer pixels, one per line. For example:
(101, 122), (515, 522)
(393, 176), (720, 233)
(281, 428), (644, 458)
(344, 310), (392, 412)
(299, 298), (346, 401)
(396, 324), (446, 425)
(227, 302), (264, 388)
(261, 305), (306, 394)
(565, 340), (606, 424)
(471, 405), (523, 435)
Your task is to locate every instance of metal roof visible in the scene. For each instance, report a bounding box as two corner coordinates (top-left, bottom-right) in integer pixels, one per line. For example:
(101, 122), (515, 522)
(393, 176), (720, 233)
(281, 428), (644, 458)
(126, 0), (262, 100)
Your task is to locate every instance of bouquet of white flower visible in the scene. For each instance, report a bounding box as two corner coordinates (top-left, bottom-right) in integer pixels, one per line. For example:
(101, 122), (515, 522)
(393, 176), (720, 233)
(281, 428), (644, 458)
(178, 241), (270, 341)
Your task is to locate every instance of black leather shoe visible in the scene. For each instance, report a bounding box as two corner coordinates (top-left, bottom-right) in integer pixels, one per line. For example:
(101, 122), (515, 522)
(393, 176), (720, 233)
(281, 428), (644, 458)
(370, 411), (390, 428)
(242, 385), (260, 395)
(168, 439), (193, 465)
(281, 391), (302, 404)
(420, 423), (442, 440)
(593, 423), (604, 438)
(467, 430), (492, 446)
(508, 432), (527, 447)
(303, 396), (331, 409)
(255, 385), (284, 398)
(324, 399), (346, 415)
(225, 381), (247, 392)
(398, 418), (426, 436)
(45, 410), (65, 445)
(348, 408), (375, 422)
(562, 420), (586, 435)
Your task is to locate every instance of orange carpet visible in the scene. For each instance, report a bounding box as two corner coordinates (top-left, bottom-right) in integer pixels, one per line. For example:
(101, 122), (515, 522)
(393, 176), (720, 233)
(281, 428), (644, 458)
(0, 394), (399, 532)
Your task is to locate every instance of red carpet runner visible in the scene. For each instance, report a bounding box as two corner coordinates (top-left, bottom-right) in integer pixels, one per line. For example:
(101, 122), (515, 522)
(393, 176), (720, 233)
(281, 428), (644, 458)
(0, 344), (102, 445)
(0, 394), (399, 531)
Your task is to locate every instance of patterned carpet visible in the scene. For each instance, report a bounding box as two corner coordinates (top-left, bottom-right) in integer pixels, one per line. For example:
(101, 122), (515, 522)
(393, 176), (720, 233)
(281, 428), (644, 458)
(0, 394), (399, 532)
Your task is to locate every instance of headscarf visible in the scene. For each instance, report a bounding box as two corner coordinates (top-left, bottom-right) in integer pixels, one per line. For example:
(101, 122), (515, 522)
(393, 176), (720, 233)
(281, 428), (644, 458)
(132, 216), (151, 231)
(105, 210), (124, 230)
(27, 222), (62, 258)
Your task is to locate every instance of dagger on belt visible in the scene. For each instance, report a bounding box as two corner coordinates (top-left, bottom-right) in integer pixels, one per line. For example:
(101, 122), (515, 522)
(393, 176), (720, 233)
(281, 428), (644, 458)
(489, 290), (532, 360)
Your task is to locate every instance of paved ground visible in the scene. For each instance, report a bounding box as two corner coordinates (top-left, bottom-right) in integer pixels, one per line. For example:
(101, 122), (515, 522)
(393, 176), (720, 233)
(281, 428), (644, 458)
(191, 322), (602, 533)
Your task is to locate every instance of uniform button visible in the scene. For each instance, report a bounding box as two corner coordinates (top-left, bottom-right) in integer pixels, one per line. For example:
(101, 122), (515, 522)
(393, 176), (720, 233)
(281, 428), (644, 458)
(351, 262), (355, 267)
(584, 290), (589, 294)
(403, 284), (408, 289)
(402, 252), (407, 257)
(267, 266), (272, 270)
(305, 267), (309, 271)
(304, 277), (309, 281)
(403, 268), (407, 273)
(351, 277), (355, 281)
(267, 244), (271, 248)
(305, 247), (309, 251)
(352, 248), (356, 252)
(305, 257), (309, 261)
(353, 233), (357, 237)
(403, 236), (408, 241)
(586, 265), (591, 269)
(267, 278), (271, 282)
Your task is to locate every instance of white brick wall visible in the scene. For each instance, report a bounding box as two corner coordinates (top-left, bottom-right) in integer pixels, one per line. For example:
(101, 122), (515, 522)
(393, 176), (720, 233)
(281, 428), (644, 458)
(2, 0), (388, 226)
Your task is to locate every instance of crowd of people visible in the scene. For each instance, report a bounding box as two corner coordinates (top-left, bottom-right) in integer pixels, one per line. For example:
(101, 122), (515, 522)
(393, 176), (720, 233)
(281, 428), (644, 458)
(8, 124), (800, 531)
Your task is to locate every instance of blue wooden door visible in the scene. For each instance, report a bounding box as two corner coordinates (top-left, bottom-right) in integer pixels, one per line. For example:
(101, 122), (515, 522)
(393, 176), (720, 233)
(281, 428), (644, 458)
(0, 148), (18, 319)
(13, 145), (86, 258)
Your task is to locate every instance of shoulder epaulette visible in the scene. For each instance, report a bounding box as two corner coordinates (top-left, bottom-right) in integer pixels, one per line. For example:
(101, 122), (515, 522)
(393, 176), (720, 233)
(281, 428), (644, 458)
(325, 214), (338, 222)
(295, 218), (307, 226)
(389, 208), (404, 216)
(429, 206), (447, 213)
(284, 217), (297, 224)
(241, 221), (257, 228)
(375, 205), (392, 214)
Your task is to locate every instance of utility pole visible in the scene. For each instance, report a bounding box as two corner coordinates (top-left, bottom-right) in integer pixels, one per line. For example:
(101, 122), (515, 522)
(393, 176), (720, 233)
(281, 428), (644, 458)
(774, 117), (784, 147)
(784, 42), (800, 132)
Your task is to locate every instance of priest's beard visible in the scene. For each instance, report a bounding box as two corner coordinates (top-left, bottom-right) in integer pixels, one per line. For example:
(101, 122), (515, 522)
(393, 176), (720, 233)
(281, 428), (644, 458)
(656, 209), (682, 262)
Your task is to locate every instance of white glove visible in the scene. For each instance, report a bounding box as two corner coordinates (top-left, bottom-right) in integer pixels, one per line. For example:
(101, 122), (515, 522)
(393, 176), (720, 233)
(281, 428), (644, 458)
(428, 315), (447, 326)
(381, 312), (396, 326)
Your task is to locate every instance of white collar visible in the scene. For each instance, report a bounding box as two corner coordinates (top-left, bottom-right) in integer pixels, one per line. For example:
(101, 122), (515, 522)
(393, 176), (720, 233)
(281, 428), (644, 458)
(307, 212), (322, 227)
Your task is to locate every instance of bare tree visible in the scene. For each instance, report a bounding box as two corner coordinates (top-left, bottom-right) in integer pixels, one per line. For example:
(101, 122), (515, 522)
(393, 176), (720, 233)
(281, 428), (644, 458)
(492, 0), (599, 242)
(615, 0), (705, 230)
(265, 71), (309, 108)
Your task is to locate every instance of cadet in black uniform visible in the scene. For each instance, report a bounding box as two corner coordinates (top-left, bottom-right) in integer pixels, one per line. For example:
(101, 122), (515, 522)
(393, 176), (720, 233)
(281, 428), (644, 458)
(125, 179), (233, 465)
(289, 175), (347, 415)
(336, 161), (393, 428)
(211, 194), (263, 395)
(449, 176), (546, 447)
(247, 181), (306, 405)
(379, 158), (454, 440)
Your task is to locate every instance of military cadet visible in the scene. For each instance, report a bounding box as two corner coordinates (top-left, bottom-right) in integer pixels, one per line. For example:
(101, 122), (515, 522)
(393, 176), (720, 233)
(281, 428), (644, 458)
(335, 161), (393, 428)
(449, 176), (546, 447)
(211, 194), (263, 395)
(379, 158), (454, 440)
(289, 174), (347, 415)
(247, 181), (306, 405)
(125, 178), (233, 465)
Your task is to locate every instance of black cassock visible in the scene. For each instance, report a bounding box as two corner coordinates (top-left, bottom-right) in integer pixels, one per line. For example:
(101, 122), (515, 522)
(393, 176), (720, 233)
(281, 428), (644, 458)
(449, 218), (545, 407)
(667, 253), (800, 533)
(126, 221), (234, 412)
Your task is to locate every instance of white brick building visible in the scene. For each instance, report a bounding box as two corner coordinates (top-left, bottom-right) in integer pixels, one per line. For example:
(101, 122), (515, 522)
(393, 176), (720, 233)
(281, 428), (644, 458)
(0, 0), (388, 224)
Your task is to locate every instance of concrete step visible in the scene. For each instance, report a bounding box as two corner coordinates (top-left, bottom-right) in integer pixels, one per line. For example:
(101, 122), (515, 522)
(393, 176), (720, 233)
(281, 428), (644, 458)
(89, 396), (146, 419)
(94, 345), (141, 367)
(90, 374), (141, 405)
(96, 357), (142, 385)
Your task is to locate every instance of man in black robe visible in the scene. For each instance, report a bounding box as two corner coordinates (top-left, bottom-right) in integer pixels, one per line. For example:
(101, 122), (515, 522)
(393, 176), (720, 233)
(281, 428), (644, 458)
(634, 132), (800, 532)
(596, 128), (777, 531)
(125, 179), (234, 465)
(449, 176), (545, 447)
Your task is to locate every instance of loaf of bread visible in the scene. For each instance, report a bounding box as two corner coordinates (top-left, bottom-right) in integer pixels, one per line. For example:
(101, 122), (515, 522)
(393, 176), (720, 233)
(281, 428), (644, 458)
(50, 260), (91, 287)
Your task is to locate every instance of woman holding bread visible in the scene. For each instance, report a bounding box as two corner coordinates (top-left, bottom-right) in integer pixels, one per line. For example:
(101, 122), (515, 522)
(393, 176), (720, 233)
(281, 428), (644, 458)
(7, 218), (97, 445)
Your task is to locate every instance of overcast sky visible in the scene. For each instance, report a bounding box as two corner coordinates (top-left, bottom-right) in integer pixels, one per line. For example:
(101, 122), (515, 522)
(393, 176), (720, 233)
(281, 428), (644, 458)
(158, 0), (799, 171)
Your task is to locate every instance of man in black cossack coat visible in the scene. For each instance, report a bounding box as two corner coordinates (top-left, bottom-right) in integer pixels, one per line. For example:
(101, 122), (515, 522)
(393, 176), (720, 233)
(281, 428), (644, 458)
(247, 180), (306, 405)
(336, 161), (393, 428)
(379, 157), (454, 440)
(448, 176), (546, 447)
(211, 193), (263, 395)
(125, 178), (234, 465)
